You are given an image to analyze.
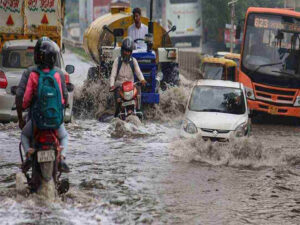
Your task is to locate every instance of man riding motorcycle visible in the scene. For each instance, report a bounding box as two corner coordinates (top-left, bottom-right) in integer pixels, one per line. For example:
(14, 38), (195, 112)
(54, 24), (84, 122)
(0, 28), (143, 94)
(109, 37), (146, 117)
(17, 37), (70, 173)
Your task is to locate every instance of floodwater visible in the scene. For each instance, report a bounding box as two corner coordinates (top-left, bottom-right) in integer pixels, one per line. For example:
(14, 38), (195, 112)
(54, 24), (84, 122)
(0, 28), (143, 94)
(1, 52), (300, 225)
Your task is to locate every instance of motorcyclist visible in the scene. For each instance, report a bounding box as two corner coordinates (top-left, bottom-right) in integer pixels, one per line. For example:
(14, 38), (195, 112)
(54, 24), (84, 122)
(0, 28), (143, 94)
(109, 37), (146, 117)
(17, 37), (70, 173)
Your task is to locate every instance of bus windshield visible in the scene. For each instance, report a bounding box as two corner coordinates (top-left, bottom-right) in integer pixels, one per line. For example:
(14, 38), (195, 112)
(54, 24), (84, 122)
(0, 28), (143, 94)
(242, 13), (300, 78)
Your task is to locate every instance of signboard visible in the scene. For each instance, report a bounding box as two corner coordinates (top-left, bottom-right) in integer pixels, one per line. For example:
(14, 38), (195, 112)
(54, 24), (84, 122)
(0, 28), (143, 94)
(254, 15), (300, 33)
(224, 24), (238, 48)
(0, 0), (24, 34)
(24, 0), (61, 36)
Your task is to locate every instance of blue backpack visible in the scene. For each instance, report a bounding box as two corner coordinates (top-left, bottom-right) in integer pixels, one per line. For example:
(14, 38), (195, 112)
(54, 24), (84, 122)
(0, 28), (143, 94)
(32, 69), (63, 130)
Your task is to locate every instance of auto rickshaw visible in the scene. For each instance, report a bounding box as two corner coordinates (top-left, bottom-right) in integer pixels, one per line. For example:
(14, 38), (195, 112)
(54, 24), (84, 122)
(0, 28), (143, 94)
(200, 57), (238, 81)
(224, 53), (241, 68)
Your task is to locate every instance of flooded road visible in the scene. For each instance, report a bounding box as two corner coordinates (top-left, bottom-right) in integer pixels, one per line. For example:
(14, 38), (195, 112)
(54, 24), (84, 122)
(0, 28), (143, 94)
(1, 52), (300, 225)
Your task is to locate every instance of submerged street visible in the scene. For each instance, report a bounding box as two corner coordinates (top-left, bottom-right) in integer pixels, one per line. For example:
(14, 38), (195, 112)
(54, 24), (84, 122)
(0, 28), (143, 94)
(1, 52), (300, 225)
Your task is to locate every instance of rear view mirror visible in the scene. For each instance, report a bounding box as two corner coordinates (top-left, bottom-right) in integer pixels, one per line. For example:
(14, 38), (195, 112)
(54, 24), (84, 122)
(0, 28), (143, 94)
(113, 28), (124, 37)
(65, 65), (75, 74)
(171, 25), (176, 32)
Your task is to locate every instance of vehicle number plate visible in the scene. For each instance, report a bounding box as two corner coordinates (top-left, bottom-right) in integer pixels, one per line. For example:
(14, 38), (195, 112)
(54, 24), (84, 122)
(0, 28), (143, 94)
(269, 106), (278, 115)
(122, 100), (135, 107)
(37, 150), (55, 163)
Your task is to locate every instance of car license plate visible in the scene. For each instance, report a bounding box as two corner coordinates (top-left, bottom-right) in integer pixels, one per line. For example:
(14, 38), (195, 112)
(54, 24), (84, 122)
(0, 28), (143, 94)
(37, 150), (55, 163)
(122, 100), (135, 107)
(269, 106), (278, 114)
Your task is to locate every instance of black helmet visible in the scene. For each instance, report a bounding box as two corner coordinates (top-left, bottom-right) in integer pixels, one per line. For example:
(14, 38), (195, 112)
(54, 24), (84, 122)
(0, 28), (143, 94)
(121, 37), (134, 63)
(34, 37), (57, 69)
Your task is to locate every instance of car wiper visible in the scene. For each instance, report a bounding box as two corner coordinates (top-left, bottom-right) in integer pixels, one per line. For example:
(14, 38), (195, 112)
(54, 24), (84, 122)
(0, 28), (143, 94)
(271, 70), (298, 77)
(200, 109), (225, 113)
(249, 62), (282, 76)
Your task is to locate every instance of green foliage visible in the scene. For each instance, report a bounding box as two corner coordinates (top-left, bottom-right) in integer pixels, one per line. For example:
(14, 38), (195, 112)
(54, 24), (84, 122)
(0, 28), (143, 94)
(203, 0), (284, 40)
(65, 0), (79, 24)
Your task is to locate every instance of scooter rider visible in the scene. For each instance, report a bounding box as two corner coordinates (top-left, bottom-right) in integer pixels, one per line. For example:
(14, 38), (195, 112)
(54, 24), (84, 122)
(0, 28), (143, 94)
(17, 37), (70, 173)
(109, 37), (146, 117)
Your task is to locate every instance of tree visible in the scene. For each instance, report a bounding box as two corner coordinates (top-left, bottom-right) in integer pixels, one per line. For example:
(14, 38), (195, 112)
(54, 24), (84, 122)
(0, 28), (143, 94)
(203, 0), (284, 41)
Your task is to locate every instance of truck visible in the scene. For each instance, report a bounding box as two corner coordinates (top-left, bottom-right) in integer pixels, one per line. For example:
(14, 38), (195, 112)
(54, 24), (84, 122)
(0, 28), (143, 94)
(0, 0), (65, 50)
(83, 0), (179, 105)
(0, 0), (75, 123)
(238, 7), (300, 118)
(162, 0), (203, 47)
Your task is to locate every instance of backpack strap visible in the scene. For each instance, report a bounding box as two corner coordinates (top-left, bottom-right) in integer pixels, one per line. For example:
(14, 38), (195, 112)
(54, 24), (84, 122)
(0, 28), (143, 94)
(116, 56), (122, 81)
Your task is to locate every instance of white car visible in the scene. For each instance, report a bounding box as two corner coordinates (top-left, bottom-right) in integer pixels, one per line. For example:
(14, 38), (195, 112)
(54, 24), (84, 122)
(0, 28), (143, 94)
(0, 39), (75, 123)
(181, 80), (250, 141)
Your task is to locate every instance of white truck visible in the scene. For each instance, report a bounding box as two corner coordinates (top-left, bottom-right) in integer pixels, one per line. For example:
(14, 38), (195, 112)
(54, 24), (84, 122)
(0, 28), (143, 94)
(162, 0), (203, 48)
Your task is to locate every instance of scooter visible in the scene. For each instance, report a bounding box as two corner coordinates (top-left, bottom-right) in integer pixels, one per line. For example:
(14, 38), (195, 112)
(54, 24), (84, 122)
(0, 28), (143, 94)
(115, 81), (143, 120)
(19, 129), (69, 196)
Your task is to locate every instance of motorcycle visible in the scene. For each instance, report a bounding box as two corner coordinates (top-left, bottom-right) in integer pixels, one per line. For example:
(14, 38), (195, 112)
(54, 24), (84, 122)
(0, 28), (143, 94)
(114, 81), (143, 120)
(19, 129), (69, 197)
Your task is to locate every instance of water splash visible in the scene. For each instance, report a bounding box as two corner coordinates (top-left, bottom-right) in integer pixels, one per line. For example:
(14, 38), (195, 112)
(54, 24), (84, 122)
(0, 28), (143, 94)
(73, 74), (193, 122)
(170, 135), (300, 169)
(107, 116), (160, 138)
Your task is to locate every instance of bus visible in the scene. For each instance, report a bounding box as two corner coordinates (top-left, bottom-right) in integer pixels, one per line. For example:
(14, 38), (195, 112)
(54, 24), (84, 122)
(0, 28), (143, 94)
(163, 0), (202, 48)
(239, 7), (300, 118)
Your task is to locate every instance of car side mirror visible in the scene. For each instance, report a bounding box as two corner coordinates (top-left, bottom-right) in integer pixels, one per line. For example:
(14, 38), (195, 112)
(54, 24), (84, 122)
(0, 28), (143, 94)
(65, 65), (75, 74)
(171, 25), (176, 32)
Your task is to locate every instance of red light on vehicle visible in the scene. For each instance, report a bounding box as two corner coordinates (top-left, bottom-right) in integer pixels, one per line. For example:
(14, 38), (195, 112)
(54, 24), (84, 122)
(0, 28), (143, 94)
(27, 47), (34, 52)
(0, 71), (8, 89)
(64, 74), (70, 84)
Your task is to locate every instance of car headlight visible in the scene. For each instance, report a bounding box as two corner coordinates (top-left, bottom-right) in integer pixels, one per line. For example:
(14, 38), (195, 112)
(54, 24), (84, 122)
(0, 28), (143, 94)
(124, 90), (134, 101)
(294, 96), (300, 106)
(235, 122), (248, 137)
(244, 86), (255, 100)
(183, 119), (198, 134)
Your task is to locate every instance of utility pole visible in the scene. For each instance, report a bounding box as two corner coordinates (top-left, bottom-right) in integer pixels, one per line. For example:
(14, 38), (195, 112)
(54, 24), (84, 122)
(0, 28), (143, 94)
(228, 0), (238, 53)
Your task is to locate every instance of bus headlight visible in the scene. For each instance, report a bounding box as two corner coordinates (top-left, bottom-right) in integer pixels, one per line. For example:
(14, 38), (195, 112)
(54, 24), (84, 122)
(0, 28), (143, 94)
(183, 119), (198, 134)
(294, 96), (300, 106)
(244, 86), (255, 100)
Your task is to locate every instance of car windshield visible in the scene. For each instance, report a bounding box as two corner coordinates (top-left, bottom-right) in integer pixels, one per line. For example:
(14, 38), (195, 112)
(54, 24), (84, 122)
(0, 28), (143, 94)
(203, 64), (224, 79)
(2, 48), (60, 69)
(189, 86), (246, 115)
(242, 13), (300, 78)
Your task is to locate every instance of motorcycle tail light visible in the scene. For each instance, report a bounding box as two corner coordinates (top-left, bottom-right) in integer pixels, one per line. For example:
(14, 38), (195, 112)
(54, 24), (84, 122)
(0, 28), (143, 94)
(38, 130), (57, 146)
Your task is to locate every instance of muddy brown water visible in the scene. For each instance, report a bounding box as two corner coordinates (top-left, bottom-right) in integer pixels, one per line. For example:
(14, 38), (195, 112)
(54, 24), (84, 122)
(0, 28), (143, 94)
(1, 117), (300, 225)
(1, 52), (300, 224)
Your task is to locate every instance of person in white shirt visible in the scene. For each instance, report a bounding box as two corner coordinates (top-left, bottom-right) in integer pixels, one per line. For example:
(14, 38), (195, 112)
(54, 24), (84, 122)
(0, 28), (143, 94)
(127, 8), (148, 49)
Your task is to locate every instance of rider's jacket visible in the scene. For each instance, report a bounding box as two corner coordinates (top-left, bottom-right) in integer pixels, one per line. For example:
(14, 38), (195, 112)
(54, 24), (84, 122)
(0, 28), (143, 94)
(22, 68), (65, 109)
(110, 57), (144, 87)
(16, 66), (68, 110)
